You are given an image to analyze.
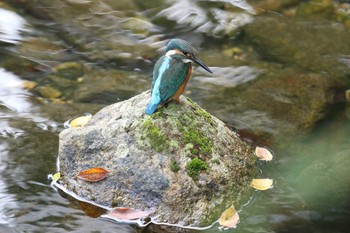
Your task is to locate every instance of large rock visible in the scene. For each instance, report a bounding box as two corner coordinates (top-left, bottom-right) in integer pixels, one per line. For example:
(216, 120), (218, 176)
(58, 91), (258, 227)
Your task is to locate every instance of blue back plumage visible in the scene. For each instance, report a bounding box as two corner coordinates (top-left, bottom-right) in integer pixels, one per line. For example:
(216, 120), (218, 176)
(145, 56), (172, 115)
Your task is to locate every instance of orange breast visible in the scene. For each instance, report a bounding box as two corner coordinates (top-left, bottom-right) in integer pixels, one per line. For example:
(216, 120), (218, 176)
(172, 66), (192, 103)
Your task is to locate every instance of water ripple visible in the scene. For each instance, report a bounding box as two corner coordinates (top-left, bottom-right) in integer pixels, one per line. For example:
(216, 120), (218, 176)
(0, 8), (29, 44)
(194, 66), (260, 87)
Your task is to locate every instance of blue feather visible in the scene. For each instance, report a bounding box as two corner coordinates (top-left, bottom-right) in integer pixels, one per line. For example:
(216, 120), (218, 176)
(145, 56), (171, 115)
(145, 103), (159, 115)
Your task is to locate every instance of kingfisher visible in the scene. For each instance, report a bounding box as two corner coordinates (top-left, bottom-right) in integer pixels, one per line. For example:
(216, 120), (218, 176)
(145, 38), (212, 115)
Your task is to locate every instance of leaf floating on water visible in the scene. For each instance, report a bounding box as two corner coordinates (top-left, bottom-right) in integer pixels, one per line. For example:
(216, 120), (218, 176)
(345, 89), (350, 100)
(52, 172), (61, 182)
(65, 113), (92, 128)
(251, 178), (273, 190)
(219, 205), (239, 228)
(108, 207), (151, 220)
(75, 167), (109, 182)
(255, 146), (273, 161)
(79, 201), (107, 218)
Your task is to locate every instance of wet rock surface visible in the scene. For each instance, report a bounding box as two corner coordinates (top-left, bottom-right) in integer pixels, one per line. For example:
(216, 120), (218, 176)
(58, 91), (258, 226)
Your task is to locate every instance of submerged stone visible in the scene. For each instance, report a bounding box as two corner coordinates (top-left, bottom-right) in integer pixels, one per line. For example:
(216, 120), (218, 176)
(35, 85), (62, 98)
(58, 91), (258, 227)
(52, 62), (84, 80)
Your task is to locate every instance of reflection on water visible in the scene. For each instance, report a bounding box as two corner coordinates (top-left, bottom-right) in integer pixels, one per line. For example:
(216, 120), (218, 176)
(0, 68), (32, 113)
(194, 66), (260, 87)
(0, 142), (18, 228)
(0, 67), (58, 137)
(0, 8), (28, 44)
(157, 0), (254, 36)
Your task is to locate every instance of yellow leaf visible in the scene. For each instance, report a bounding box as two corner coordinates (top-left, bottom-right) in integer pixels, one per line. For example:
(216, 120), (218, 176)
(255, 146), (273, 161)
(52, 172), (61, 182)
(251, 178), (273, 190)
(67, 114), (92, 128)
(346, 89), (350, 100)
(219, 205), (239, 228)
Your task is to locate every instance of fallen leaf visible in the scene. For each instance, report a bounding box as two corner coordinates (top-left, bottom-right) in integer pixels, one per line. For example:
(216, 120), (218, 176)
(346, 90), (350, 100)
(251, 178), (273, 190)
(219, 205), (239, 228)
(66, 114), (92, 128)
(79, 201), (107, 218)
(52, 172), (61, 182)
(75, 167), (109, 182)
(108, 207), (151, 220)
(255, 146), (273, 161)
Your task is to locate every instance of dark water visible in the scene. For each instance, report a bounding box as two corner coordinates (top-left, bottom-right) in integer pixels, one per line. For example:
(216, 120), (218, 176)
(1, 0), (350, 232)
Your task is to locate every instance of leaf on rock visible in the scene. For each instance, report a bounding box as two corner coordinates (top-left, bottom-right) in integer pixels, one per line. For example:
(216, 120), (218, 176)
(255, 146), (273, 161)
(107, 207), (151, 220)
(219, 205), (239, 228)
(66, 114), (92, 128)
(251, 178), (273, 190)
(75, 167), (109, 182)
(52, 172), (61, 182)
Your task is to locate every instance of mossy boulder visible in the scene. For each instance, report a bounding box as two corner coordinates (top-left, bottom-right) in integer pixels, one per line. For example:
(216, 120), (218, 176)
(58, 91), (259, 227)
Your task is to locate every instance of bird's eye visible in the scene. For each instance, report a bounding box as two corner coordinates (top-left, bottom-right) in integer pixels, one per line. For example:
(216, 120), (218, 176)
(183, 51), (192, 58)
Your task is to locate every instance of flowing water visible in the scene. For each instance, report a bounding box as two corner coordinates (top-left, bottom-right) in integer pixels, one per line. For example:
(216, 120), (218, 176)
(1, 0), (350, 232)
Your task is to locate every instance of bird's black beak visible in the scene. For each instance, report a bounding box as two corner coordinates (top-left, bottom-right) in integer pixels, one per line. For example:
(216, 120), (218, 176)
(191, 56), (213, 74)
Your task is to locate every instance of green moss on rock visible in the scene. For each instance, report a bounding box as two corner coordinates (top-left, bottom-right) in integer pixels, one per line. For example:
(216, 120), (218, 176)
(138, 100), (214, 155)
(141, 118), (168, 152)
(168, 140), (179, 150)
(178, 123), (212, 155)
(187, 158), (208, 180)
(170, 160), (180, 173)
(185, 96), (197, 109)
(195, 109), (214, 125)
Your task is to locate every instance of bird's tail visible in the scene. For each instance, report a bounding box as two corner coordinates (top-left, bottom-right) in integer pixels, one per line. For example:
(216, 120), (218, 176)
(145, 103), (159, 115)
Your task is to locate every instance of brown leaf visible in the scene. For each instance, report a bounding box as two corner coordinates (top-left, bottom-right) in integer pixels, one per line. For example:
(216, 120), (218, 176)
(219, 205), (239, 228)
(255, 146), (273, 161)
(108, 207), (151, 220)
(251, 178), (273, 190)
(75, 167), (109, 182)
(79, 201), (107, 218)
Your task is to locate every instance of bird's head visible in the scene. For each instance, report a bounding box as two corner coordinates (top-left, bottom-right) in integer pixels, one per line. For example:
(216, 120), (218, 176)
(165, 38), (212, 74)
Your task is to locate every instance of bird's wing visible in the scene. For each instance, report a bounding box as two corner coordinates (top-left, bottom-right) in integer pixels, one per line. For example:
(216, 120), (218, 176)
(158, 58), (191, 103)
(151, 56), (165, 93)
